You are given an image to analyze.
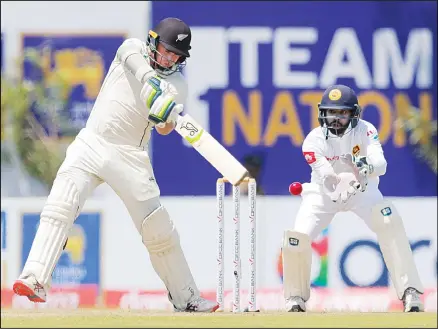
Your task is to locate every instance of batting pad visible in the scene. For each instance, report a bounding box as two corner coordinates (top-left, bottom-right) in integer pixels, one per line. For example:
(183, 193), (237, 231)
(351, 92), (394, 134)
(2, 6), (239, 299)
(141, 206), (200, 310)
(371, 201), (424, 299)
(21, 176), (79, 286)
(282, 230), (312, 302)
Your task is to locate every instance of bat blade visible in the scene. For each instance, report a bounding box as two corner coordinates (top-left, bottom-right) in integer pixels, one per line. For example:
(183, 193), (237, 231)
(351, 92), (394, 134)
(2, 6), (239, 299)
(174, 114), (248, 185)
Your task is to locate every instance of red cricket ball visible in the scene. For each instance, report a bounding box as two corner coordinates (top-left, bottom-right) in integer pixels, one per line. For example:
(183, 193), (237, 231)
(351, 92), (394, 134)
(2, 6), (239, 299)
(289, 182), (303, 195)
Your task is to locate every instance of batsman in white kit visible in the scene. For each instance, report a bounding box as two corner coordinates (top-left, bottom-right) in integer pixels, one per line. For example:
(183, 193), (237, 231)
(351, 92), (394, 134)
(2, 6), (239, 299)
(282, 85), (424, 313)
(13, 17), (219, 313)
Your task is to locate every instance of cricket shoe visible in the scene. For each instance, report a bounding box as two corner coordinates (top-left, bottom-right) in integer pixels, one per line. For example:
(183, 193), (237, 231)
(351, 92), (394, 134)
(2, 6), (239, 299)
(403, 287), (424, 312)
(286, 296), (306, 312)
(173, 296), (219, 313)
(12, 275), (47, 303)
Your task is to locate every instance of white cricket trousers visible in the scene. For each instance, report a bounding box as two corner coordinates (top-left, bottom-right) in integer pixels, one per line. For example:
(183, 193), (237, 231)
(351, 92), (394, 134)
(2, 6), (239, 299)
(57, 128), (160, 228)
(293, 182), (384, 240)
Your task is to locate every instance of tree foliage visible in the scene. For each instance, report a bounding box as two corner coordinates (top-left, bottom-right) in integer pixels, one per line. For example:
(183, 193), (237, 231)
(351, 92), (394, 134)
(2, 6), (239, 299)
(1, 48), (74, 189)
(395, 106), (437, 174)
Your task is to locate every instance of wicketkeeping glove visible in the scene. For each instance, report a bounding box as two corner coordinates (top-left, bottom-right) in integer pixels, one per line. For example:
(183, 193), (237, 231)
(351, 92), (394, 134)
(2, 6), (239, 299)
(337, 180), (362, 203)
(323, 172), (362, 204)
(339, 154), (373, 192)
(355, 156), (374, 176)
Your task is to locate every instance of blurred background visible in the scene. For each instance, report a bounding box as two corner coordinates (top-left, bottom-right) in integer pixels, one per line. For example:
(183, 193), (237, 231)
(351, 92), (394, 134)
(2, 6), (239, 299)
(1, 1), (436, 311)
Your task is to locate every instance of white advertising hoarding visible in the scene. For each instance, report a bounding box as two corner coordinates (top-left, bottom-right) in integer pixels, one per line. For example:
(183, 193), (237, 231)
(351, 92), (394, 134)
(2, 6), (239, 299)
(1, 195), (436, 292)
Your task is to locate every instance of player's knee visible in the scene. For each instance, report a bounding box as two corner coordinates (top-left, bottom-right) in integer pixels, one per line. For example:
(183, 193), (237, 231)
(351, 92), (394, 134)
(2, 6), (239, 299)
(41, 174), (80, 225)
(130, 197), (162, 234)
(141, 206), (179, 255)
(292, 220), (321, 241)
(282, 230), (311, 251)
(370, 201), (403, 233)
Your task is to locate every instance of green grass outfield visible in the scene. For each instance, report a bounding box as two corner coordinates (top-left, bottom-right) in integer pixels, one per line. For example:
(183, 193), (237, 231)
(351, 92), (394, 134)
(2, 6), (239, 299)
(1, 309), (436, 328)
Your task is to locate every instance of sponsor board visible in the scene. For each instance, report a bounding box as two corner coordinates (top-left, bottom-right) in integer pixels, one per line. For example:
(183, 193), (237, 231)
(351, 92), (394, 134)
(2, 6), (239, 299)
(151, 1), (437, 196)
(1, 211), (7, 288)
(22, 33), (125, 136)
(2, 197), (436, 295)
(21, 213), (101, 286)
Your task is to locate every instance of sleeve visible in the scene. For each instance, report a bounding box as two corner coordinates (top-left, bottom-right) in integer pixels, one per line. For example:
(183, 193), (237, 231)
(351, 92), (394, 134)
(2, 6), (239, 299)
(116, 38), (156, 85)
(302, 135), (337, 180)
(362, 122), (387, 177)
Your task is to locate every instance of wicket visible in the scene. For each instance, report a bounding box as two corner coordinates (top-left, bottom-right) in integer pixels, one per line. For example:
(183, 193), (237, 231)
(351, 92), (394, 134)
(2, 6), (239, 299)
(216, 177), (257, 312)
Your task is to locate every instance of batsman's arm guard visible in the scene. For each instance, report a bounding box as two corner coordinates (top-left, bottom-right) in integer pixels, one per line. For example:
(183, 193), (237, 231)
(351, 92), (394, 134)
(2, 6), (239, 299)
(117, 38), (156, 85)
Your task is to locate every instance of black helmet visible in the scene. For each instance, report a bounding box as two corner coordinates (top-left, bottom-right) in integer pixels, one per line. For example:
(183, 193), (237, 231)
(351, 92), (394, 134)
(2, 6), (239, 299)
(146, 17), (192, 76)
(318, 84), (362, 137)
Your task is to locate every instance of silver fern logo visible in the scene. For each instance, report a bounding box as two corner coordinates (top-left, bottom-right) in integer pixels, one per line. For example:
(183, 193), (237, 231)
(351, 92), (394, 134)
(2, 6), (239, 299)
(176, 34), (188, 42)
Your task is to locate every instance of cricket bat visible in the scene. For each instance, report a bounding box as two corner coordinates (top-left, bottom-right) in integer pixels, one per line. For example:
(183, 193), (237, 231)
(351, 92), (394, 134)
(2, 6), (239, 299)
(174, 113), (249, 185)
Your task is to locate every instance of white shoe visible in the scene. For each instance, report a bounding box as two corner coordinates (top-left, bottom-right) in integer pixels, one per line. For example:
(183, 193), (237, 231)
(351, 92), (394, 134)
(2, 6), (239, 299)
(12, 275), (47, 303)
(403, 287), (424, 312)
(286, 296), (306, 312)
(174, 296), (219, 313)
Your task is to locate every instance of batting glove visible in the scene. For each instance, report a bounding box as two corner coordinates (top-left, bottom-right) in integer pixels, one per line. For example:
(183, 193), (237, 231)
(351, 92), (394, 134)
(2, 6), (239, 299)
(141, 76), (181, 125)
